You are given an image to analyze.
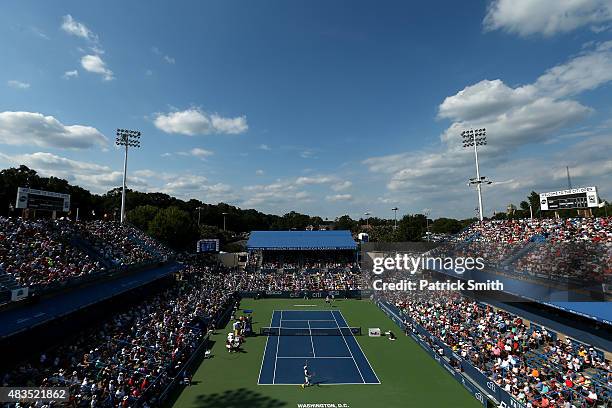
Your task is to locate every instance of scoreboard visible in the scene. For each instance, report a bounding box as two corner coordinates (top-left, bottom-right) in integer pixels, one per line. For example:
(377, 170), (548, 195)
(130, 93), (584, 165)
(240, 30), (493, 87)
(16, 187), (70, 212)
(197, 238), (220, 253)
(540, 186), (599, 211)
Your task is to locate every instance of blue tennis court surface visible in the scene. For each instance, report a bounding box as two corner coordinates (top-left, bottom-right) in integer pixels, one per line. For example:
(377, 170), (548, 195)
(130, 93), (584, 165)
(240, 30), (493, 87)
(258, 310), (380, 385)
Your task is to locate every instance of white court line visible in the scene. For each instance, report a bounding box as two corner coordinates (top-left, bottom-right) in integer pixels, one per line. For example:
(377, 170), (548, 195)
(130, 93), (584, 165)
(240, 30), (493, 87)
(265, 327), (347, 330)
(259, 382), (379, 386)
(272, 310), (282, 384)
(280, 319), (337, 322)
(332, 311), (365, 384)
(257, 309), (276, 385)
(308, 320), (316, 357)
(259, 310), (380, 385)
(333, 310), (381, 384)
(277, 356), (353, 359)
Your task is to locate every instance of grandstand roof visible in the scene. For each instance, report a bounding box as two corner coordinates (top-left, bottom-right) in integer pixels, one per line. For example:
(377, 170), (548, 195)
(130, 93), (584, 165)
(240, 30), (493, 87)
(247, 230), (357, 251)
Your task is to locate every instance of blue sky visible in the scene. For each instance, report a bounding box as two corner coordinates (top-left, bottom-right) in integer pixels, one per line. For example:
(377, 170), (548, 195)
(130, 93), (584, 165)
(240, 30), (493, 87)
(1, 0), (611, 219)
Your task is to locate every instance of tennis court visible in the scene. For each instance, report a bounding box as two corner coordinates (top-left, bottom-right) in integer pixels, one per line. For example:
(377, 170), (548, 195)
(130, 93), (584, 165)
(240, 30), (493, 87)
(258, 310), (380, 385)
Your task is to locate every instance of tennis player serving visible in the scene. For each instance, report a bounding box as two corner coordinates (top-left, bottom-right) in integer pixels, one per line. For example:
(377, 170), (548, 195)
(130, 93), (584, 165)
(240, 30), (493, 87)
(301, 361), (313, 388)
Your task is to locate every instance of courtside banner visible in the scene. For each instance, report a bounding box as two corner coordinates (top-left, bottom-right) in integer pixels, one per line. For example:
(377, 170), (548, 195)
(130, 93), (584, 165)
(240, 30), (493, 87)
(238, 290), (367, 299)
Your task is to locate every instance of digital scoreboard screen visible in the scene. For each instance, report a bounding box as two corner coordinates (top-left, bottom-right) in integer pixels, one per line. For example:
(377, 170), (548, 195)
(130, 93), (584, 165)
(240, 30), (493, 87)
(16, 187), (71, 212)
(25, 194), (67, 211)
(540, 187), (599, 211)
(197, 239), (220, 253)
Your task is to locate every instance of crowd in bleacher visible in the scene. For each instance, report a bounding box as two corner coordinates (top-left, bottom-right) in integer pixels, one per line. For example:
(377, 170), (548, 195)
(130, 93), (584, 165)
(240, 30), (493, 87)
(0, 217), (173, 291)
(76, 221), (158, 267)
(250, 250), (357, 273)
(0, 262), (236, 408)
(235, 269), (363, 292)
(458, 218), (612, 244)
(454, 218), (612, 284)
(0, 217), (102, 288)
(386, 291), (611, 407)
(0, 215), (610, 407)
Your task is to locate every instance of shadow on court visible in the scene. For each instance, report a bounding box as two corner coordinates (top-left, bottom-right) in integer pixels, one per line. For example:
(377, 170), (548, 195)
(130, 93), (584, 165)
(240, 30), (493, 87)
(194, 388), (287, 408)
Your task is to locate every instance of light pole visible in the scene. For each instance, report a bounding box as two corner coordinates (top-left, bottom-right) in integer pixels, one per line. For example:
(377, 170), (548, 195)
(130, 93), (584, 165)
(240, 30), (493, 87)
(222, 212), (228, 231)
(462, 128), (491, 222)
(115, 129), (141, 224)
(391, 207), (398, 230)
(364, 212), (370, 228)
(424, 209), (431, 241)
(196, 206), (203, 227)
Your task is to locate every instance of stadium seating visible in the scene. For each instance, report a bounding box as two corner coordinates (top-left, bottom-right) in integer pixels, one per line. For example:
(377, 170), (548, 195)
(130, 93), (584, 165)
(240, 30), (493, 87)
(388, 291), (611, 407)
(0, 262), (236, 407)
(455, 218), (612, 286)
(0, 217), (174, 293)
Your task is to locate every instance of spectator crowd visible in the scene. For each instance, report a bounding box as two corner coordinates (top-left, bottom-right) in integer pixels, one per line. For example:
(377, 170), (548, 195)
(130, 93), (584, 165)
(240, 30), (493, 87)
(0, 215), (610, 408)
(385, 290), (611, 408)
(1, 261), (237, 408)
(453, 218), (612, 285)
(0, 217), (173, 292)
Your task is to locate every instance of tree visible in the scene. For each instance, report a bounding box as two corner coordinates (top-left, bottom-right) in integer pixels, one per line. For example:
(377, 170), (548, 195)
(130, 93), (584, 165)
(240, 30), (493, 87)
(528, 191), (540, 217)
(396, 214), (428, 241)
(148, 206), (199, 250)
(430, 218), (464, 234)
(126, 205), (160, 231)
(334, 215), (357, 232)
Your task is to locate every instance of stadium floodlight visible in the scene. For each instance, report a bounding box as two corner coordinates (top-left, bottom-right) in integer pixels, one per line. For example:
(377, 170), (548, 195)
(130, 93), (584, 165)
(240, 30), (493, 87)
(196, 206), (203, 227)
(116, 129), (141, 224)
(364, 212), (371, 228)
(423, 209), (431, 241)
(222, 212), (229, 231)
(461, 128), (491, 222)
(391, 207), (398, 230)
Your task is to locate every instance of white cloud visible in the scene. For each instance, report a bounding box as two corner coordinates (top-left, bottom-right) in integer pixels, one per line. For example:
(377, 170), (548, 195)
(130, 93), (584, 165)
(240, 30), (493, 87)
(295, 176), (334, 185)
(163, 55), (175, 64)
(438, 79), (535, 122)
(189, 147), (214, 158)
(29, 26), (50, 40)
(484, 0), (612, 36)
(258, 144), (271, 151)
(63, 70), (79, 80)
(326, 194), (353, 202)
(0, 152), (127, 193)
(81, 54), (114, 81)
(154, 108), (248, 136)
(534, 40), (612, 98)
(61, 15), (98, 42)
(331, 180), (352, 191)
(7, 80), (30, 89)
(300, 149), (316, 159)
(255, 169), (265, 176)
(0, 111), (108, 149)
(133, 169), (157, 178)
(364, 41), (612, 216)
(159, 174), (235, 202)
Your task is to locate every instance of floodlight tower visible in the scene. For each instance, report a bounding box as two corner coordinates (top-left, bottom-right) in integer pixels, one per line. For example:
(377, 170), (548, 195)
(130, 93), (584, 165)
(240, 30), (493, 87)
(391, 207), (398, 230)
(116, 129), (141, 224)
(461, 128), (491, 222)
(222, 212), (229, 231)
